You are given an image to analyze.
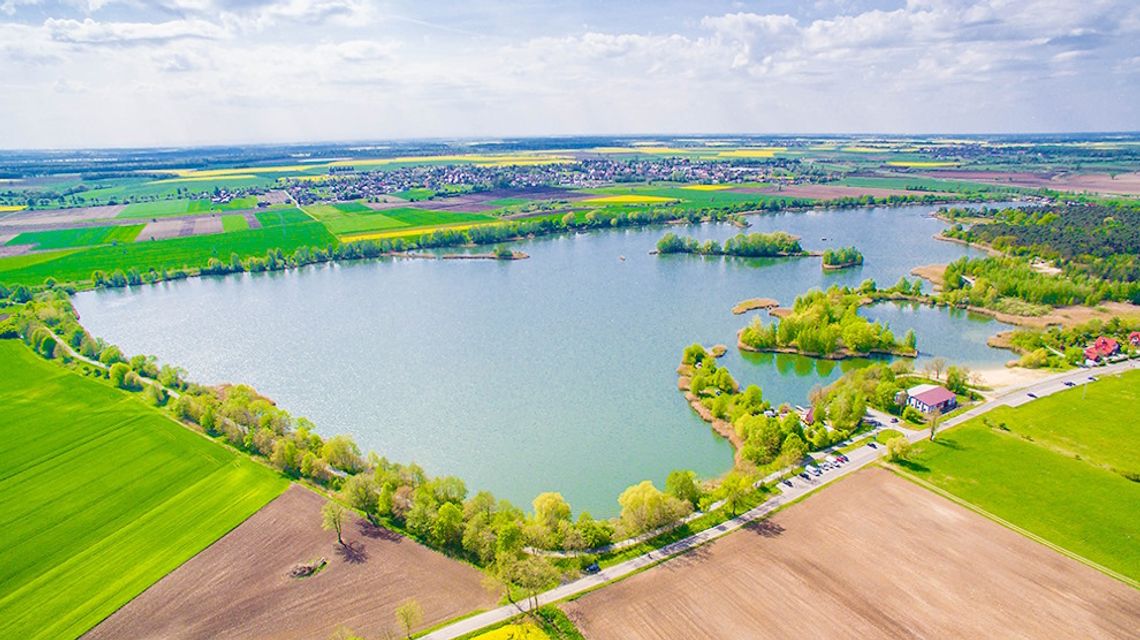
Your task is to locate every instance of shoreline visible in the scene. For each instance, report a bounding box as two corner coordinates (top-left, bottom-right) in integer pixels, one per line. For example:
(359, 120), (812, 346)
(736, 329), (917, 361)
(731, 297), (780, 315)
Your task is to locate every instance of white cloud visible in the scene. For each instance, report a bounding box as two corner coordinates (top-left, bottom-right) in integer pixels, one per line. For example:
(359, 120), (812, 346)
(45, 17), (228, 44)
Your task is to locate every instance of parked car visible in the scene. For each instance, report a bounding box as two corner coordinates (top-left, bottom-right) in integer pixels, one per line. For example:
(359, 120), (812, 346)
(867, 442), (878, 449)
(799, 472), (811, 481)
(890, 417), (899, 424)
(584, 563), (600, 574)
(1063, 381), (1076, 387)
(809, 466), (822, 476)
(1027, 392), (1038, 399)
(836, 454), (849, 463)
(1089, 375), (1098, 381)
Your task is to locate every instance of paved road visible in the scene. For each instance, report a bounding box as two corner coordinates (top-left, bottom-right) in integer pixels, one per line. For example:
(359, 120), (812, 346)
(421, 359), (1138, 640)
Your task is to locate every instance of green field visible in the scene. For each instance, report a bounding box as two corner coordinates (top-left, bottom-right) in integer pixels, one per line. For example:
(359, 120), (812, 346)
(0, 219), (336, 285)
(221, 214), (249, 232)
(6, 225), (143, 250)
(0, 341), (287, 639)
(303, 202), (496, 237)
(79, 176), (276, 204)
(839, 176), (1025, 194)
(256, 208), (311, 227)
(118, 196), (259, 219)
(904, 370), (1140, 582)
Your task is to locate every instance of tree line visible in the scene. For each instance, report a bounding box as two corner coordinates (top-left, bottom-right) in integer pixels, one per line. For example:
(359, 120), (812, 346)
(656, 231), (805, 257)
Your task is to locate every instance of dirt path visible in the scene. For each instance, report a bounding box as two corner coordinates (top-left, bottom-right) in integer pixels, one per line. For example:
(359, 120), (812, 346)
(563, 468), (1140, 639)
(85, 486), (496, 639)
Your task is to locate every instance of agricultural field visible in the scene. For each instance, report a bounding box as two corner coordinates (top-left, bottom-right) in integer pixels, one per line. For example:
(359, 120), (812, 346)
(118, 196), (260, 219)
(0, 218), (336, 285)
(6, 224), (143, 250)
(564, 468), (1140, 639)
(314, 205), (498, 240)
(902, 369), (1140, 582)
(86, 485), (496, 640)
(0, 341), (288, 640)
(220, 214), (249, 232)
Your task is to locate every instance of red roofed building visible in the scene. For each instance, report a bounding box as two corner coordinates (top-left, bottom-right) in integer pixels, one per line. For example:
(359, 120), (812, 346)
(1084, 336), (1120, 363)
(1130, 332), (1140, 347)
(906, 384), (957, 414)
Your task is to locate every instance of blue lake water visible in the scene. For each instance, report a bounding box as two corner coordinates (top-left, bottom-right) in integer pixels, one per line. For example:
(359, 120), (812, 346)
(73, 203), (1015, 516)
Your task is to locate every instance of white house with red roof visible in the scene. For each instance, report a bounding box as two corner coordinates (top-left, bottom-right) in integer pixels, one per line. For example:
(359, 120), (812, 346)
(1084, 336), (1121, 364)
(906, 384), (957, 414)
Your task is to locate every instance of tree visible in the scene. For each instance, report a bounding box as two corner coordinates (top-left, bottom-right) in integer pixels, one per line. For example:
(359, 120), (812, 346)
(321, 501), (346, 547)
(507, 556), (559, 610)
(925, 357), (947, 381)
(718, 471), (751, 516)
(665, 470), (702, 508)
(617, 480), (689, 536)
(886, 436), (912, 462)
(532, 492), (571, 531)
(395, 598), (423, 639)
(929, 407), (943, 441)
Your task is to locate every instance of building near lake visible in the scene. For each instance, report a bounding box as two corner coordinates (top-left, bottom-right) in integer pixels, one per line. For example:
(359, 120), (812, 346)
(1084, 336), (1120, 364)
(906, 384), (957, 414)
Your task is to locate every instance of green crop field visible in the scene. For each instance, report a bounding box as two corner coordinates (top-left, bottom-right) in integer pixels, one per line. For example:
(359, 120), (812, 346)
(6, 225), (143, 250)
(79, 176), (276, 204)
(394, 188), (436, 201)
(304, 203), (496, 237)
(0, 341), (287, 639)
(904, 370), (1140, 582)
(221, 214), (249, 232)
(257, 208), (311, 227)
(118, 196), (260, 219)
(0, 220), (337, 285)
(839, 176), (1024, 194)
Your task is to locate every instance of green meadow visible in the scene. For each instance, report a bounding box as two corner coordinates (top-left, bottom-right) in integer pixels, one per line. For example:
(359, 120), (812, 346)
(0, 217), (336, 285)
(79, 176), (276, 204)
(6, 225), (143, 250)
(221, 214), (250, 232)
(118, 196), (260, 219)
(904, 369), (1140, 582)
(839, 176), (1025, 194)
(304, 201), (496, 236)
(0, 341), (287, 639)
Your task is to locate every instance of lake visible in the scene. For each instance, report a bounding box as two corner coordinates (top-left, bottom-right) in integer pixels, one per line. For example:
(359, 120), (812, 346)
(73, 203), (1014, 516)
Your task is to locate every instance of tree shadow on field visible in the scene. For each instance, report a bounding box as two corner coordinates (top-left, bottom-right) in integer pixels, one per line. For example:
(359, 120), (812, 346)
(745, 519), (785, 538)
(931, 437), (965, 451)
(336, 540), (369, 564)
(896, 460), (930, 473)
(357, 519), (402, 543)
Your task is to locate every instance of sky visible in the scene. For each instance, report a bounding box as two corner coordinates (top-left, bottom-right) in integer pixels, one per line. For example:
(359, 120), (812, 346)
(0, 0), (1138, 149)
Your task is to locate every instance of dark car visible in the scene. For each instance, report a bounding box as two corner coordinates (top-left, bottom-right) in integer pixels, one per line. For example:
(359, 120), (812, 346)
(1027, 392), (1038, 399)
(867, 442), (878, 449)
(890, 417), (899, 424)
(799, 472), (811, 480)
(1063, 381), (1076, 387)
(782, 479), (794, 488)
(584, 562), (600, 574)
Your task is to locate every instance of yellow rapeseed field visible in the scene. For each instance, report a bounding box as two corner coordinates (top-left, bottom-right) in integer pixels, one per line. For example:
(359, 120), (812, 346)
(0, 204), (27, 212)
(472, 623), (550, 640)
(680, 184), (732, 191)
(582, 194), (677, 205)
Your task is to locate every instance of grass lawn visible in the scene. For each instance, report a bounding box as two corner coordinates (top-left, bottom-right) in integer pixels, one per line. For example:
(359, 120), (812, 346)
(0, 341), (287, 639)
(902, 370), (1140, 582)
(221, 214), (250, 232)
(6, 225), (143, 250)
(0, 220), (336, 285)
(256, 208), (311, 227)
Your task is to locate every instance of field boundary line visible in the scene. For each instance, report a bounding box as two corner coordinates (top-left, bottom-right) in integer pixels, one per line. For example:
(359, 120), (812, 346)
(887, 465), (1139, 590)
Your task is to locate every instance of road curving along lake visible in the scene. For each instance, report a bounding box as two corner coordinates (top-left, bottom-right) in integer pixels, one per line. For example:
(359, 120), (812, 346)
(73, 203), (1015, 516)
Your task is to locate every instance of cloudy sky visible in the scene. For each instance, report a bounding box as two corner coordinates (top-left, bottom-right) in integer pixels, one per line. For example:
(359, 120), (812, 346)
(1, 0), (1138, 148)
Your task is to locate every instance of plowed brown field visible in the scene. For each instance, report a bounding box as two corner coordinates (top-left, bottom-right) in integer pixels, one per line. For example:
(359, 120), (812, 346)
(564, 468), (1140, 639)
(85, 485), (495, 639)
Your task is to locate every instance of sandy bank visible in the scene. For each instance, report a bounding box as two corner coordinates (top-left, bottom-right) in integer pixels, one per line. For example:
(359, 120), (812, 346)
(732, 297), (780, 315)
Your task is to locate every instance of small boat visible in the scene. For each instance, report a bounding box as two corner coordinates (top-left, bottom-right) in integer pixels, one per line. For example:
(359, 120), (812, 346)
(618, 255), (626, 261)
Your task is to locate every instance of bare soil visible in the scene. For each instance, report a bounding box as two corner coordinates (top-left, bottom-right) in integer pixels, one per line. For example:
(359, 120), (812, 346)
(85, 486), (495, 640)
(923, 170), (1140, 196)
(564, 468), (1140, 640)
(0, 204), (125, 229)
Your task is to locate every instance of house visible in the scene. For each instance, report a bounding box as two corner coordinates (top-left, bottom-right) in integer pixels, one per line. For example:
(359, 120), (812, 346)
(906, 384), (957, 414)
(1130, 331), (1140, 348)
(1084, 336), (1121, 363)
